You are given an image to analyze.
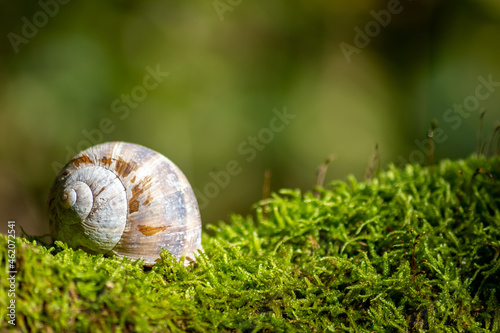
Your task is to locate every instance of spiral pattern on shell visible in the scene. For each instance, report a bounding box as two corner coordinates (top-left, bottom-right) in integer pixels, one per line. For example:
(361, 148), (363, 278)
(47, 142), (202, 266)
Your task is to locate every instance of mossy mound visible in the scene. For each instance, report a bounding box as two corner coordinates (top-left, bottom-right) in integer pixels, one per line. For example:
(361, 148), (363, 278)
(1, 156), (500, 332)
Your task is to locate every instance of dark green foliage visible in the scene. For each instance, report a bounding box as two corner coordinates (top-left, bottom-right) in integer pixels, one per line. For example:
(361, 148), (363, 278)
(1, 156), (500, 332)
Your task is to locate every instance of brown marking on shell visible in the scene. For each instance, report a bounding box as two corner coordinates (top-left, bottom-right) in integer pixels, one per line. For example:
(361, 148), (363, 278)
(59, 170), (71, 178)
(129, 201), (139, 214)
(137, 224), (168, 236)
(128, 176), (152, 213)
(115, 158), (137, 178)
(101, 156), (112, 167)
(143, 194), (153, 206)
(97, 186), (106, 196)
(71, 154), (92, 167)
(131, 176), (136, 183)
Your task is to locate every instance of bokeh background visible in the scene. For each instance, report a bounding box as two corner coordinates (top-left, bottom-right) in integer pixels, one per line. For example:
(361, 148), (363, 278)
(1, 0), (500, 236)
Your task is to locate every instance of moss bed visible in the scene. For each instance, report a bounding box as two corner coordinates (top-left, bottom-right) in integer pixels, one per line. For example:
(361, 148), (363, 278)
(1, 156), (500, 332)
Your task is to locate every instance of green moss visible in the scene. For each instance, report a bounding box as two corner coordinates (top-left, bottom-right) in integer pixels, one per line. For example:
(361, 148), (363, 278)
(2, 156), (500, 332)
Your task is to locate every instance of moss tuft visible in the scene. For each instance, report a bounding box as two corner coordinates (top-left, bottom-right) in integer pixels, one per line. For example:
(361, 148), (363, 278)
(2, 156), (500, 332)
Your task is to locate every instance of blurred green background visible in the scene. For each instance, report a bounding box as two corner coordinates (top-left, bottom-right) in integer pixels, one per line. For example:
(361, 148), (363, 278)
(1, 0), (500, 236)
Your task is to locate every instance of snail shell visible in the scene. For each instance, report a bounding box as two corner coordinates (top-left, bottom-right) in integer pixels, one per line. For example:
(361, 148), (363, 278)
(47, 142), (202, 266)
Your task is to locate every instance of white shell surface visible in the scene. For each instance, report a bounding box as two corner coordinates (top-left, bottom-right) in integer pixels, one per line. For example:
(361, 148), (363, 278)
(48, 142), (203, 266)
